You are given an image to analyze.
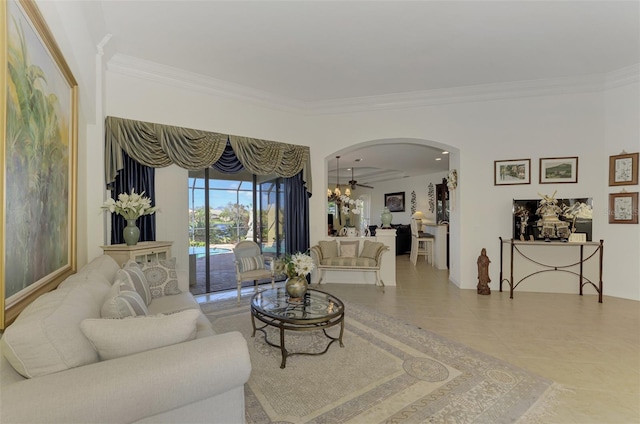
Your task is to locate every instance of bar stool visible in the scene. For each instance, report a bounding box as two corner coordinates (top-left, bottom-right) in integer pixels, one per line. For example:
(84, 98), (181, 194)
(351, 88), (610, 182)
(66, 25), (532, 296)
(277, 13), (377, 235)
(410, 219), (434, 265)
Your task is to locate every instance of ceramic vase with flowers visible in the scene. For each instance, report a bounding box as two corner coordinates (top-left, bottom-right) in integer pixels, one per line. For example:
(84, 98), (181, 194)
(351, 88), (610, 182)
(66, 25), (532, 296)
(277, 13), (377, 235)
(280, 251), (315, 300)
(101, 189), (158, 246)
(340, 195), (363, 236)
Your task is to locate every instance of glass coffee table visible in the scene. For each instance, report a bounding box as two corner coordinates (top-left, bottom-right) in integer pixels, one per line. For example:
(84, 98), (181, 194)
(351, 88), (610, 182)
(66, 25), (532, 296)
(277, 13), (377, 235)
(250, 288), (345, 368)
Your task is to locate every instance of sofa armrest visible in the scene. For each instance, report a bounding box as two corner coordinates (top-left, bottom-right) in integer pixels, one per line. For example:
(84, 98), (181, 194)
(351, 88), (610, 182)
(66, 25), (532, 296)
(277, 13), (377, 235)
(0, 332), (251, 424)
(374, 245), (390, 265)
(310, 246), (323, 263)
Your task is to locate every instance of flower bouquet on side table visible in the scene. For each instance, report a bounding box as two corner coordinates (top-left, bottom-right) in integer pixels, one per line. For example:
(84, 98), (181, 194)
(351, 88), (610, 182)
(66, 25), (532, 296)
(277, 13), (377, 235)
(101, 189), (158, 246)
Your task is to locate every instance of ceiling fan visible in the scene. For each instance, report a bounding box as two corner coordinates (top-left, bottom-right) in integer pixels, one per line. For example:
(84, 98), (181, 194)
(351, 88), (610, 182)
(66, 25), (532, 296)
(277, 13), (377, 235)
(348, 167), (374, 190)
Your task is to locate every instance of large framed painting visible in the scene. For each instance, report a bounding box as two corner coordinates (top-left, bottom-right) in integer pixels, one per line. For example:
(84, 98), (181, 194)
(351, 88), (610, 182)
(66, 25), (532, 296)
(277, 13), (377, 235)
(1, 0), (78, 329)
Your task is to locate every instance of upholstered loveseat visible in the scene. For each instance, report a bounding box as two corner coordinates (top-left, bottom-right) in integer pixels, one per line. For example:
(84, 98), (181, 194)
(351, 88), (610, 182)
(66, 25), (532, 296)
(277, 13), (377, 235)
(310, 239), (389, 289)
(0, 254), (251, 424)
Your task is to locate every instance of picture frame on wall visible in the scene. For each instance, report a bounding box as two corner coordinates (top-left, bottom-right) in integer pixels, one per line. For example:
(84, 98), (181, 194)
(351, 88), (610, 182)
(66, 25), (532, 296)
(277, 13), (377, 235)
(539, 157), (578, 184)
(494, 159), (531, 186)
(608, 192), (638, 224)
(385, 192), (405, 212)
(609, 152), (639, 186)
(2, 0), (78, 329)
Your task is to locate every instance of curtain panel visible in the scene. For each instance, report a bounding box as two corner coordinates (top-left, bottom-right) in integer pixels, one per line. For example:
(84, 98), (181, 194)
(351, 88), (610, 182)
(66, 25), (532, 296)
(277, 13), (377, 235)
(111, 151), (156, 244)
(105, 116), (312, 194)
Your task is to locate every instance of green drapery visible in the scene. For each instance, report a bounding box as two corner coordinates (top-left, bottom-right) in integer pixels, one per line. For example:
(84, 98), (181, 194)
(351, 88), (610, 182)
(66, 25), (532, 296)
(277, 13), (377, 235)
(105, 116), (312, 193)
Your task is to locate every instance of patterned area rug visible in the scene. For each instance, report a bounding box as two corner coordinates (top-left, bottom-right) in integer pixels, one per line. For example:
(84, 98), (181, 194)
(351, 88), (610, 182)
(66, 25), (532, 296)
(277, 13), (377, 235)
(202, 297), (561, 424)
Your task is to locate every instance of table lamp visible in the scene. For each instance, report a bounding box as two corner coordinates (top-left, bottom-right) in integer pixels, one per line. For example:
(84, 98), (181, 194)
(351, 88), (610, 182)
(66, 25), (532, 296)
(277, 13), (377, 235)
(411, 211), (426, 228)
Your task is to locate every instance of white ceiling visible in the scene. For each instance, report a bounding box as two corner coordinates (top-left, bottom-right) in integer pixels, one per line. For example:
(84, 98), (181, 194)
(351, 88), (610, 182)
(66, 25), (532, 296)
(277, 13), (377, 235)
(328, 143), (450, 188)
(88, 0), (640, 182)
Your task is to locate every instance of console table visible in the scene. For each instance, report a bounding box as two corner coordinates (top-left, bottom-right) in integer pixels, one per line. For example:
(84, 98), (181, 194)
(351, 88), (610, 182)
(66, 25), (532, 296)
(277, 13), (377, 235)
(498, 237), (604, 303)
(101, 241), (173, 267)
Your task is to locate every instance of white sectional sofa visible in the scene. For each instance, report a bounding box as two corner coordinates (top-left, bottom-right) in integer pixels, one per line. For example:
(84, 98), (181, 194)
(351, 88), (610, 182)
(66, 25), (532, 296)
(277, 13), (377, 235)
(0, 254), (251, 424)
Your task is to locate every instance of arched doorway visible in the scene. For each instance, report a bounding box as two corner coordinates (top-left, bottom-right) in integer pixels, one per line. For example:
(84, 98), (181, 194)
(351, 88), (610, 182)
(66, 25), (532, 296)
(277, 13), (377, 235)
(323, 138), (459, 275)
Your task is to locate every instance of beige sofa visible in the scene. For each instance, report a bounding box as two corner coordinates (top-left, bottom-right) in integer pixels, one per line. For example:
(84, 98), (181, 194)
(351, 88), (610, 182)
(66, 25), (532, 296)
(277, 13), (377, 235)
(0, 255), (251, 424)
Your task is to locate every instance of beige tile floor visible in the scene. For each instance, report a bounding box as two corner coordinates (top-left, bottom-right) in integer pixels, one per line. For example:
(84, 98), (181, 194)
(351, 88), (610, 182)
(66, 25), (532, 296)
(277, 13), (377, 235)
(197, 255), (640, 424)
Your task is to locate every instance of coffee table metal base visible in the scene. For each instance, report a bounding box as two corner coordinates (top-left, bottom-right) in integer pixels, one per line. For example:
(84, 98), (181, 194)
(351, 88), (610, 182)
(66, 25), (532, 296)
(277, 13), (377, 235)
(251, 307), (344, 369)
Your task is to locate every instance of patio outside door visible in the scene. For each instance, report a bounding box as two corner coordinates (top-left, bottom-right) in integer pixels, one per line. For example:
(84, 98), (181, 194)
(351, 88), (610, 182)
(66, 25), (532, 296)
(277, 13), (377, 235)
(188, 171), (286, 295)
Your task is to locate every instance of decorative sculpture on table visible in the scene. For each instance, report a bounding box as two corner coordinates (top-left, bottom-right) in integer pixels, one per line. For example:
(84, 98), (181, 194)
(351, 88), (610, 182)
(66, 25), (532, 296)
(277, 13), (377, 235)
(514, 205), (531, 241)
(477, 248), (491, 295)
(536, 191), (571, 242)
(513, 197), (593, 241)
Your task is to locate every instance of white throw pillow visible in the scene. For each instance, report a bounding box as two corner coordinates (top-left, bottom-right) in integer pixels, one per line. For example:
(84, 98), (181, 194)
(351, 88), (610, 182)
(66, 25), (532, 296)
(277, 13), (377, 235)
(142, 258), (181, 298)
(101, 280), (149, 319)
(340, 240), (360, 258)
(80, 309), (200, 360)
(0, 283), (107, 378)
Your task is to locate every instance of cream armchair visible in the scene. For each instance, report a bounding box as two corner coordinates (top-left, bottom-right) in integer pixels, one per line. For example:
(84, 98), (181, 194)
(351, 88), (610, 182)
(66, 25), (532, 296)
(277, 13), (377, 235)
(233, 240), (275, 303)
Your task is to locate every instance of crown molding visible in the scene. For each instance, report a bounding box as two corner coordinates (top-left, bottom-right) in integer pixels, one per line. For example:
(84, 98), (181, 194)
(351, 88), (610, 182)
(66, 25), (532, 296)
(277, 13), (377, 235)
(107, 54), (304, 113)
(107, 54), (639, 115)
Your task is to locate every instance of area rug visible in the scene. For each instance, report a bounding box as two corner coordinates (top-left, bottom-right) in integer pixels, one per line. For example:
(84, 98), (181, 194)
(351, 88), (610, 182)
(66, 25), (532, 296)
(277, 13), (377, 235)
(201, 297), (562, 424)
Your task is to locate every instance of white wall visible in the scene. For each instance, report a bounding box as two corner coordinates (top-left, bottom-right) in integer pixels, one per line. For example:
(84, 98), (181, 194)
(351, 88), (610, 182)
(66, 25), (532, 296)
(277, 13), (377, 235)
(105, 73), (636, 299)
(603, 81), (640, 299)
(35, 1), (639, 300)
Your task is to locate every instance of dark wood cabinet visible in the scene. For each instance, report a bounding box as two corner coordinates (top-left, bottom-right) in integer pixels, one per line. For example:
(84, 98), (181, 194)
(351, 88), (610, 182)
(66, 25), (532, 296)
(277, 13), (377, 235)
(436, 178), (449, 224)
(435, 178), (450, 268)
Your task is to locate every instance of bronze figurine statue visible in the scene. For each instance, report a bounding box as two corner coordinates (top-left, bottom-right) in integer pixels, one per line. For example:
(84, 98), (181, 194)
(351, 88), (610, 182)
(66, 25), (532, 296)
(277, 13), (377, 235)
(477, 248), (491, 295)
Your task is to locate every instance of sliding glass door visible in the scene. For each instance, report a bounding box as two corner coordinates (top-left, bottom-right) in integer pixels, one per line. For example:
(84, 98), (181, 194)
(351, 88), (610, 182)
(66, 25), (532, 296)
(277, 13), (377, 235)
(257, 178), (284, 260)
(188, 169), (285, 295)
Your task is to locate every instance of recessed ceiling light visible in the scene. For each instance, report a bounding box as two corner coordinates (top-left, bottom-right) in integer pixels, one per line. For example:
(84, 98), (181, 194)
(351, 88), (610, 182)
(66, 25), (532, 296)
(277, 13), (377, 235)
(442, 151), (449, 155)
(435, 157), (442, 161)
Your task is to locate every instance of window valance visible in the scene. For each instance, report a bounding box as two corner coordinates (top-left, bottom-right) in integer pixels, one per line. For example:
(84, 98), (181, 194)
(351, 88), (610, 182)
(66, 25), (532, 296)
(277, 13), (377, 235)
(105, 116), (312, 193)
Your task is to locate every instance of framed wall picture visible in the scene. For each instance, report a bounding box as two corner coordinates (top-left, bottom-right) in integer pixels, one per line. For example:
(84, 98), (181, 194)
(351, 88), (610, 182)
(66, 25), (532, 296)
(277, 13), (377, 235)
(608, 192), (638, 224)
(2, 0), (78, 329)
(385, 192), (405, 212)
(539, 157), (578, 184)
(609, 152), (639, 186)
(494, 159), (531, 185)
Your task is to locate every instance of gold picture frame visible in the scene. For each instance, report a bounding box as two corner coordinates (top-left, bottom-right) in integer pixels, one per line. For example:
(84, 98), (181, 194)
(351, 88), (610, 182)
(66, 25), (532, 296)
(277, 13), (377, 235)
(1, 0), (78, 329)
(608, 152), (638, 186)
(608, 192), (638, 224)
